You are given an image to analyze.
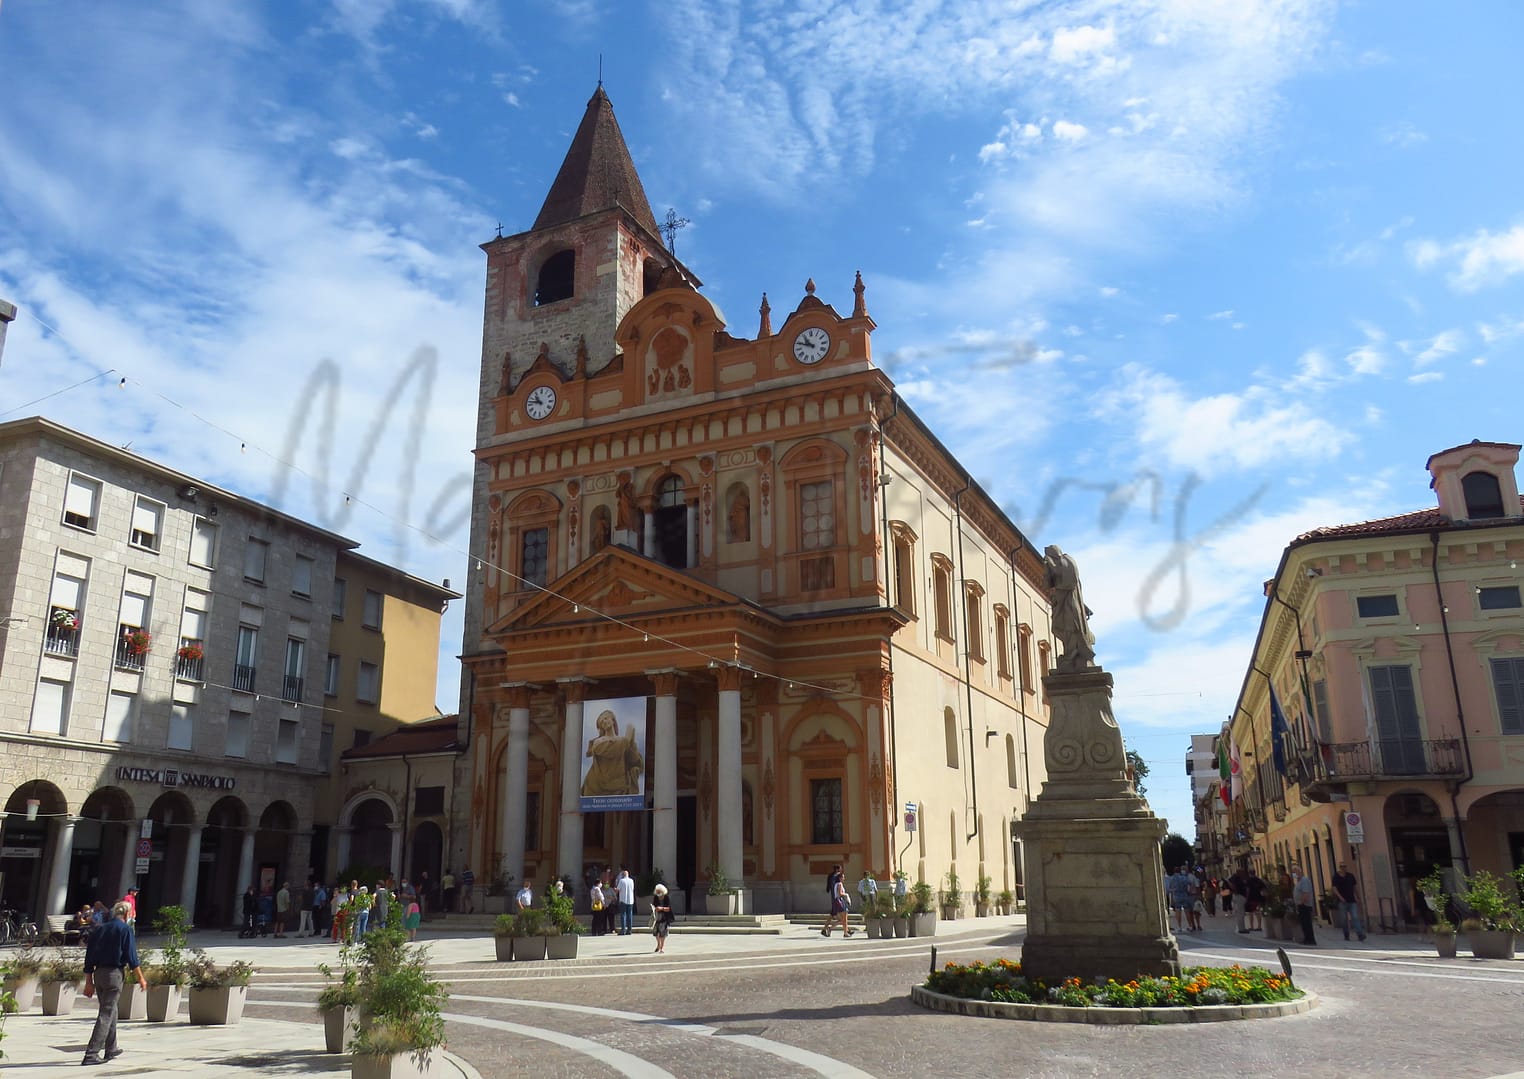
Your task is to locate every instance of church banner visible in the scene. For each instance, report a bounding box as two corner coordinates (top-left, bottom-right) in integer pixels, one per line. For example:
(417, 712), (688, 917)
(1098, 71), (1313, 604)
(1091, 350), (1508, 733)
(579, 696), (648, 812)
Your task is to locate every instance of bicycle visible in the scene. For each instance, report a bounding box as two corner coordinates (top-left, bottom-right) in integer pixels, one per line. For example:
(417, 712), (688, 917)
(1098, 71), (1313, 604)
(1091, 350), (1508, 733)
(0, 908), (41, 947)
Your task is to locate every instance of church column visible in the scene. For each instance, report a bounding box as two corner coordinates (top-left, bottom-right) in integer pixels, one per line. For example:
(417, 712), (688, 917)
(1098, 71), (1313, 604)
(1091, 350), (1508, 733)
(234, 829), (256, 912)
(685, 500), (698, 568)
(181, 825), (204, 916)
(502, 686), (532, 888)
(641, 500), (656, 559)
(336, 827), (353, 874)
(389, 823), (404, 880)
(116, 822), (138, 899)
(557, 678), (593, 884)
(649, 670), (680, 890)
(716, 666), (744, 889)
(46, 816), (78, 916)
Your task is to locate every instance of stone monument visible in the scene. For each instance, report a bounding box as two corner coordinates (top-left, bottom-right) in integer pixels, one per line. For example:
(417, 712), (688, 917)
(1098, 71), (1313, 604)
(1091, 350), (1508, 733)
(1012, 545), (1180, 984)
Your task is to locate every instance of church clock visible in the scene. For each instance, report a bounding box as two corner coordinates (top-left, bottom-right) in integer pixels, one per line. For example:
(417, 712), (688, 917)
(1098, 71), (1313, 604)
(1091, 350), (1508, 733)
(524, 384), (557, 420)
(791, 326), (831, 365)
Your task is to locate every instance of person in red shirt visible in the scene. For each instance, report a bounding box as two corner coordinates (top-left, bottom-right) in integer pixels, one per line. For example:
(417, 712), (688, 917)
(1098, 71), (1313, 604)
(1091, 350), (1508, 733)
(119, 887), (138, 927)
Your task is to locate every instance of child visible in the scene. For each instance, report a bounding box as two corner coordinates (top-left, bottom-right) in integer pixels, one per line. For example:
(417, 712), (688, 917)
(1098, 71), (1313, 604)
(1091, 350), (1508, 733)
(405, 898), (422, 941)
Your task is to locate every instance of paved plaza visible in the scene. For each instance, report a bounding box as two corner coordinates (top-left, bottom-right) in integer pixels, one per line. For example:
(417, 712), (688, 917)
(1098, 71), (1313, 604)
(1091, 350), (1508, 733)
(4, 912), (1523, 1078)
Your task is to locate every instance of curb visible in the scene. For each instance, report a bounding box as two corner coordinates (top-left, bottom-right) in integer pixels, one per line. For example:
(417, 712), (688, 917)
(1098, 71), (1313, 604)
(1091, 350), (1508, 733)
(909, 984), (1318, 1024)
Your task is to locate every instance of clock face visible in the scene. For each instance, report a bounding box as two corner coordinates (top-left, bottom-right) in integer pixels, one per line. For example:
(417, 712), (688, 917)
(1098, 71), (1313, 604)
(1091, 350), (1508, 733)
(792, 326), (831, 365)
(524, 385), (557, 420)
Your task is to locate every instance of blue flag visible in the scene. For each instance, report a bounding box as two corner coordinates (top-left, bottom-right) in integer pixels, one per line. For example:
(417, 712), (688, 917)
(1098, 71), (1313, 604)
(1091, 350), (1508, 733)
(1270, 687), (1291, 778)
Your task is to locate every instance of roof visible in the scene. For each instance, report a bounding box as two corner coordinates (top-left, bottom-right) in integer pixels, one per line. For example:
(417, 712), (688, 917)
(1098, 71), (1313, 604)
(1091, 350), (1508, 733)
(337, 548), (462, 602)
(342, 714), (462, 760)
(1293, 496), (1524, 544)
(1425, 439), (1521, 469)
(533, 87), (661, 238)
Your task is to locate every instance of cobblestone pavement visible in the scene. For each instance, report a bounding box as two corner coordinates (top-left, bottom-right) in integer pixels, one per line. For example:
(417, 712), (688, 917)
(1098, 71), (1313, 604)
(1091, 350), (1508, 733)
(9, 914), (1524, 1078)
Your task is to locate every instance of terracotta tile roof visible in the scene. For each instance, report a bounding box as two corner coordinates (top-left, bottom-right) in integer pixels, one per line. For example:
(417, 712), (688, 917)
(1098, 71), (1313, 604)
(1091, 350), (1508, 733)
(342, 715), (461, 760)
(1294, 497), (1524, 543)
(534, 87), (661, 238)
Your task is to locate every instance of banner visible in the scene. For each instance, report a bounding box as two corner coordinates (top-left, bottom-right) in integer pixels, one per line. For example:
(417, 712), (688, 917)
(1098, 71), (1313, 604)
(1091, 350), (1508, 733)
(579, 696), (648, 812)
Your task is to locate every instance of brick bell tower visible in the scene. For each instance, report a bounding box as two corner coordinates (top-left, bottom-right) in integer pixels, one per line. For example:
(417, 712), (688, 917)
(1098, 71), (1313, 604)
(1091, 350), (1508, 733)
(461, 88), (694, 693)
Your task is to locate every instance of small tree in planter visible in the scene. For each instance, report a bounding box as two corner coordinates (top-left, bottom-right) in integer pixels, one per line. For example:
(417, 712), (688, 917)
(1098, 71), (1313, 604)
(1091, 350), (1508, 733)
(3, 948), (44, 1012)
(490, 914), (517, 962)
(186, 951), (254, 1025)
(940, 869), (963, 921)
(351, 923), (448, 1079)
(543, 888), (582, 960)
(119, 945), (153, 1020)
(996, 888), (1015, 917)
(974, 874), (993, 917)
(1455, 868), (1522, 959)
(508, 908), (546, 962)
(40, 952), (85, 1016)
(318, 935), (363, 1051)
(908, 881), (937, 937)
(1418, 869), (1457, 957)
(702, 862), (737, 915)
(146, 904), (190, 1021)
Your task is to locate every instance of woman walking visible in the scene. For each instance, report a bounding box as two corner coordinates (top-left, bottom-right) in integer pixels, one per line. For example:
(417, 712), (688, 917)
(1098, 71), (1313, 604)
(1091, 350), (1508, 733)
(822, 863), (853, 937)
(651, 883), (673, 953)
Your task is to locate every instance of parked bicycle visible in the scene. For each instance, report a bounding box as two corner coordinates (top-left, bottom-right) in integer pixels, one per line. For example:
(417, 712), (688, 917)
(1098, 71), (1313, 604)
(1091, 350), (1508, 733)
(0, 907), (41, 947)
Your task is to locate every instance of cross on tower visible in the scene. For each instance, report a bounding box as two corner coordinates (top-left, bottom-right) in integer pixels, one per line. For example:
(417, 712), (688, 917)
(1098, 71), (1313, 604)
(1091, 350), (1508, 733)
(661, 208), (690, 255)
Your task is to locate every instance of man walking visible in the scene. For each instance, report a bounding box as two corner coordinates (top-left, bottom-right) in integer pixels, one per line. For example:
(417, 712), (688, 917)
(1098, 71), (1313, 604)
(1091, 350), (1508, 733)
(275, 881), (290, 938)
(1331, 861), (1367, 941)
(616, 867), (635, 935)
(460, 865), (475, 913)
(1291, 864), (1317, 946)
(298, 879), (315, 937)
(80, 901), (147, 1066)
(441, 868), (456, 917)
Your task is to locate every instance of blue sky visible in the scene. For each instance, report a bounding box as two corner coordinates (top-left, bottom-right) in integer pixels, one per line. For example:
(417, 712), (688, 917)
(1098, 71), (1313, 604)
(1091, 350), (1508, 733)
(2, 1), (1522, 844)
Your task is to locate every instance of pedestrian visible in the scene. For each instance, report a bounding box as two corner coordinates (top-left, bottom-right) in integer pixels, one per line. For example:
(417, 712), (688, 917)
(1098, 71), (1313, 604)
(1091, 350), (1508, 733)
(312, 880), (328, 937)
(375, 879), (392, 931)
(589, 876), (607, 936)
(353, 886), (372, 939)
(1411, 878), (1437, 939)
(822, 864), (853, 937)
(241, 886), (257, 938)
(298, 880), (315, 937)
(330, 882), (348, 943)
(119, 886), (138, 929)
(80, 900), (147, 1066)
(1165, 865), (1192, 932)
(405, 896), (422, 941)
(1291, 864), (1317, 946)
(257, 889), (275, 937)
(1185, 867), (1204, 931)
(857, 869), (878, 909)
(1244, 868), (1266, 932)
(460, 865), (475, 913)
(651, 883), (673, 953)
(616, 867), (635, 935)
(419, 871), (432, 915)
(275, 881), (290, 938)
(516, 879), (534, 913)
(441, 868), (456, 917)
(1220, 875), (1235, 916)
(1331, 861), (1367, 941)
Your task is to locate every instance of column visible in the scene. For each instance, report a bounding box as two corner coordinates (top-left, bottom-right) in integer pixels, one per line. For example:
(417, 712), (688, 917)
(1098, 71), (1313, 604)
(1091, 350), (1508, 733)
(234, 829), (256, 907)
(46, 816), (77, 916)
(336, 827), (353, 874)
(716, 666), (744, 888)
(557, 678), (591, 883)
(650, 670), (680, 888)
(685, 502), (698, 568)
(181, 825), (204, 917)
(502, 687), (532, 887)
(1442, 816), (1470, 876)
(389, 823), (404, 880)
(641, 505), (656, 559)
(116, 822), (138, 900)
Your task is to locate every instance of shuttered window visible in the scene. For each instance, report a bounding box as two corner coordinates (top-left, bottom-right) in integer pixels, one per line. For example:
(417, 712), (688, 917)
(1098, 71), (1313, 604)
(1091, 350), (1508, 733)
(1491, 657), (1524, 735)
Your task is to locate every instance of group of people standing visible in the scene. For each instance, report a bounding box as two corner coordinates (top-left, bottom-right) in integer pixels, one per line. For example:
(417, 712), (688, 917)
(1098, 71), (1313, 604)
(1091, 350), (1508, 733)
(1166, 862), (1368, 948)
(582, 868), (637, 937)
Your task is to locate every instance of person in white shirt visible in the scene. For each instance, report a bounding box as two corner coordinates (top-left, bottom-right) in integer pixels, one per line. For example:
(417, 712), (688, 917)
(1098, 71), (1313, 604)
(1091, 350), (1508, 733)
(515, 882), (534, 913)
(616, 868), (636, 936)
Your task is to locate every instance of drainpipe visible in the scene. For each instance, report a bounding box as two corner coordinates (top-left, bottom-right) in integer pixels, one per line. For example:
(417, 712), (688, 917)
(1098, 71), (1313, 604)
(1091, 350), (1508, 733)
(1429, 529), (1474, 876)
(1009, 549), (1034, 799)
(877, 392), (902, 873)
(953, 484), (978, 842)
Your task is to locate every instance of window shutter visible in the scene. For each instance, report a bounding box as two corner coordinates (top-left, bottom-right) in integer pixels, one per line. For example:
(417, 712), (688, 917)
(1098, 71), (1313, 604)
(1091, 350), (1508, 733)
(1492, 658), (1524, 735)
(131, 500), (159, 538)
(51, 573), (84, 609)
(65, 476), (95, 517)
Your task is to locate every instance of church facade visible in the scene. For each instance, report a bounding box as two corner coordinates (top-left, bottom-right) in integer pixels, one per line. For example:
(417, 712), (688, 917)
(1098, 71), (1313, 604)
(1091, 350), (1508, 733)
(460, 89), (1055, 912)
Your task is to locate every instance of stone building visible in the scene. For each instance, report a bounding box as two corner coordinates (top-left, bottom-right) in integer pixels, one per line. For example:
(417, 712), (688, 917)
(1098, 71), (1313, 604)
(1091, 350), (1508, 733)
(459, 88), (1055, 913)
(0, 417), (455, 925)
(1223, 439), (1524, 925)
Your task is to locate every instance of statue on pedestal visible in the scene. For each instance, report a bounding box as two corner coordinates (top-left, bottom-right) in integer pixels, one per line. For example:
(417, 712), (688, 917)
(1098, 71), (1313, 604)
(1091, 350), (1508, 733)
(1044, 544), (1095, 673)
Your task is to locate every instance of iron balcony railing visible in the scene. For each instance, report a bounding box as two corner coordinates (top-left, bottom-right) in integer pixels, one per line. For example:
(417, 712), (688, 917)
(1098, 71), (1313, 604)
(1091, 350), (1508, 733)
(175, 654), (204, 681)
(1304, 738), (1465, 783)
(44, 626), (80, 657)
(115, 640), (145, 671)
(232, 664), (257, 693)
(282, 675), (305, 703)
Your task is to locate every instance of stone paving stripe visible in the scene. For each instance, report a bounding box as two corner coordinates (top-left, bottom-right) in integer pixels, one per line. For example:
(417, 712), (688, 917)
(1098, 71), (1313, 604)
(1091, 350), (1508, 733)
(1188, 949), (1524, 986)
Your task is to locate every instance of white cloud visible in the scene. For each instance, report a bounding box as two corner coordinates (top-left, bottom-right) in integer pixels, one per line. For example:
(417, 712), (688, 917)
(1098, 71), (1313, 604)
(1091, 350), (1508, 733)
(1099, 285), (1119, 297)
(1051, 120), (1089, 141)
(1378, 120), (1427, 147)
(1206, 309), (1234, 320)
(1160, 313), (1177, 324)
(1477, 315), (1524, 344)
(1410, 224), (1524, 291)
(1049, 24), (1117, 64)
(1411, 328), (1462, 368)
(1408, 371), (1443, 384)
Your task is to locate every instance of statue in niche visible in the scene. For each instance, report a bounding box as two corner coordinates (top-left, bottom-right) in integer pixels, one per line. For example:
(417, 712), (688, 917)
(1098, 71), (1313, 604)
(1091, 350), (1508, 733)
(726, 485), (751, 543)
(615, 475), (638, 533)
(590, 505), (611, 552)
(1044, 544), (1095, 672)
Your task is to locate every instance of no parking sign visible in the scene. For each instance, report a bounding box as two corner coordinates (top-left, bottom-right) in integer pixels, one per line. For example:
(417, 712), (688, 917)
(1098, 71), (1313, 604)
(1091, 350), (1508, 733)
(904, 802), (917, 832)
(1344, 811), (1365, 845)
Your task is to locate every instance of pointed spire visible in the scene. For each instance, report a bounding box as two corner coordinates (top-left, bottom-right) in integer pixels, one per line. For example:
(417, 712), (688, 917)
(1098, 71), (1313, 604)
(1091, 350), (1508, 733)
(852, 270), (867, 318)
(804, 278), (816, 296)
(534, 87), (661, 238)
(758, 293), (772, 338)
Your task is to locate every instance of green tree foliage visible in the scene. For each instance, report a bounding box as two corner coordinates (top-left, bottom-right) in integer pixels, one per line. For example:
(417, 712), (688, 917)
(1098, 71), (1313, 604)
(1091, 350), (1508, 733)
(1161, 833), (1194, 871)
(1125, 748), (1149, 797)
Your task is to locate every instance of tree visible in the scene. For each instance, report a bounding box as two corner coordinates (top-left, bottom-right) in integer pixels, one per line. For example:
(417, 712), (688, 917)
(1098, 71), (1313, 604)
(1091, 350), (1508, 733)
(1125, 748), (1149, 797)
(1161, 833), (1194, 871)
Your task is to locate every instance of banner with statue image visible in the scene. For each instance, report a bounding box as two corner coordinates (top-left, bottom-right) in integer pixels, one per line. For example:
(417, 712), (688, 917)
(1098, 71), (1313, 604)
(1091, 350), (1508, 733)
(578, 696), (648, 812)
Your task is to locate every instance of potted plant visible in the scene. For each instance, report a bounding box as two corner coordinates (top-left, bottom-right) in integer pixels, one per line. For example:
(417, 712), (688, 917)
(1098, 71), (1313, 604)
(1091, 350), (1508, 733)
(40, 953), (85, 1016)
(491, 913), (517, 962)
(146, 904), (190, 1022)
(1456, 869), (1521, 960)
(908, 880), (937, 937)
(636, 867), (666, 915)
(351, 923), (448, 1079)
(119, 945), (152, 1020)
(543, 888), (582, 960)
(186, 950), (253, 1025)
(124, 628), (152, 656)
(318, 942), (362, 1051)
(3, 948), (44, 1012)
(51, 608), (79, 630)
(974, 874), (993, 918)
(176, 642), (204, 662)
(509, 908), (546, 962)
(701, 862), (738, 915)
(940, 869), (963, 921)
(889, 890), (911, 938)
(996, 888), (1015, 917)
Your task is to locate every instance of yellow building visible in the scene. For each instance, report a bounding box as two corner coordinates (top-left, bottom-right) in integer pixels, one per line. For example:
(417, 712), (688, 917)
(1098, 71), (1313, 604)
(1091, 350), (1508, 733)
(459, 88), (1054, 913)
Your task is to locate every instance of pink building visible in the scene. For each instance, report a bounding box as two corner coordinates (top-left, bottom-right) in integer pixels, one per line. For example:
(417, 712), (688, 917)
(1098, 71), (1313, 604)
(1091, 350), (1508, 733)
(1224, 440), (1524, 928)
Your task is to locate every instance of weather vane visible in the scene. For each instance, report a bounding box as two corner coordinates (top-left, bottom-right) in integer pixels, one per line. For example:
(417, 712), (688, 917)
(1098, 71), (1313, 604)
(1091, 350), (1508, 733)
(661, 208), (690, 255)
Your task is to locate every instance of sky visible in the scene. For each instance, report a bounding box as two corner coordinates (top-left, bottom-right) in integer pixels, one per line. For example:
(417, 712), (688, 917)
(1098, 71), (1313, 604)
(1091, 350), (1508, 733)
(2, 1), (1522, 846)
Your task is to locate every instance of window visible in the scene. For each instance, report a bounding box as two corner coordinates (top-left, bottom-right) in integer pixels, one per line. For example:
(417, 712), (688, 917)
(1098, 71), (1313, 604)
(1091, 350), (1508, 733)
(1368, 664), (1424, 773)
(810, 777), (843, 845)
(63, 473), (102, 531)
(101, 691), (135, 743)
(319, 723), (335, 773)
(891, 525), (917, 616)
(225, 712), (250, 758)
(1490, 657), (1524, 735)
(520, 528), (548, 588)
(293, 555), (314, 597)
(46, 558), (87, 658)
(1312, 678), (1331, 742)
(234, 622), (258, 693)
(129, 496), (164, 551)
(352, 728), (372, 748)
(362, 589), (383, 629)
(189, 517), (218, 567)
(964, 584), (985, 661)
(1356, 594), (1399, 619)
(533, 248), (575, 306)
(276, 718), (300, 764)
(931, 556), (954, 640)
(117, 572), (153, 671)
(168, 703), (194, 751)
(30, 677), (70, 736)
(178, 597), (208, 680)
(800, 480), (835, 550)
(244, 538), (268, 583)
(1006, 733), (1019, 788)
(1017, 625), (1034, 693)
(283, 637), (306, 702)
(1462, 471), (1505, 519)
(333, 577), (347, 619)
(357, 661), (379, 703)
(324, 654), (340, 696)
(414, 787), (446, 816)
(654, 476), (688, 568)
(944, 706), (959, 769)
(994, 607), (1011, 679)
(1479, 585), (1522, 611)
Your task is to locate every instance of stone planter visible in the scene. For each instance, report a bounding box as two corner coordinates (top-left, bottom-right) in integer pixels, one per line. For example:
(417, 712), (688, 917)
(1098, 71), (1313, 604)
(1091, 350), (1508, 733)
(892, 917), (910, 939)
(482, 895), (509, 915)
(1263, 916), (1283, 941)
(1470, 929), (1517, 960)
(493, 935), (514, 961)
(147, 983), (182, 1022)
(40, 980), (79, 1016)
(939, 904), (960, 922)
(910, 911), (937, 937)
(699, 892), (738, 915)
(189, 985), (247, 1025)
(352, 1048), (438, 1079)
(121, 980), (149, 1020)
(3, 975), (39, 1012)
(511, 935), (546, 962)
(975, 901), (992, 918)
(322, 1004), (356, 1052)
(864, 918), (882, 939)
(545, 933), (579, 960)
(1435, 931), (1458, 959)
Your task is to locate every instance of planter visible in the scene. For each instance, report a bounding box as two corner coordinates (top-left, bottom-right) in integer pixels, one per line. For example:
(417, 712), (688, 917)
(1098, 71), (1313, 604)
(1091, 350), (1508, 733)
(40, 980), (80, 1016)
(1435, 931), (1458, 959)
(321, 1004), (356, 1052)
(1470, 929), (1517, 960)
(544, 934), (579, 960)
(189, 985), (247, 1025)
(482, 895), (509, 915)
(910, 911), (938, 937)
(891, 916), (910, 939)
(511, 935), (546, 962)
(863, 918), (882, 939)
(147, 984), (182, 1022)
(3, 975), (39, 1012)
(493, 935), (514, 961)
(699, 892), (738, 915)
(940, 904), (961, 922)
(352, 1048), (439, 1079)
(121, 980), (149, 1020)
(975, 901), (992, 918)
(1281, 914), (1300, 941)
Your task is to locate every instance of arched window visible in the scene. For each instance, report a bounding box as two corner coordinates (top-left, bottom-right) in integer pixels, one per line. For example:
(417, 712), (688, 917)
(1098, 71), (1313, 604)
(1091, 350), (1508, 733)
(964, 583), (985, 662)
(931, 555), (954, 641)
(994, 605), (1011, 680)
(1006, 734), (1019, 788)
(943, 706), (959, 769)
(890, 523), (917, 616)
(1462, 470), (1505, 519)
(654, 475), (688, 568)
(533, 249), (575, 306)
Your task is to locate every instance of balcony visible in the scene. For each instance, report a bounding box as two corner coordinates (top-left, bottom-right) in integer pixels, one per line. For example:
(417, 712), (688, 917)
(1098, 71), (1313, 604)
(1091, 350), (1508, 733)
(45, 626), (80, 658)
(1301, 738), (1465, 799)
(232, 664), (257, 693)
(175, 654), (204, 681)
(115, 640), (146, 671)
(282, 675), (305, 703)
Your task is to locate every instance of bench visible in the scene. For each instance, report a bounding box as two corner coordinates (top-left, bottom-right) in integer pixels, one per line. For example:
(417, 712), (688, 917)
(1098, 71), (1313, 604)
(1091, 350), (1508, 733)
(45, 914), (83, 945)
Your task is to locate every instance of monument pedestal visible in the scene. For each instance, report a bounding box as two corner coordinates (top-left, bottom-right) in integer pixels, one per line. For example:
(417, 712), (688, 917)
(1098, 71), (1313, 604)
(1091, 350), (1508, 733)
(1014, 667), (1180, 984)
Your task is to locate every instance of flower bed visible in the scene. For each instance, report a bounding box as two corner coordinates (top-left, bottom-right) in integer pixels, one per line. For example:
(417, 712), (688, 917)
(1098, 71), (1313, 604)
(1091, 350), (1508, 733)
(925, 959), (1302, 1009)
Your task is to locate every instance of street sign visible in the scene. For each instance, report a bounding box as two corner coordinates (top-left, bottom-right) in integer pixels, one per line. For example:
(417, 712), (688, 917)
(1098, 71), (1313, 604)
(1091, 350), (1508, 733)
(139, 818), (153, 839)
(903, 802), (918, 832)
(134, 857), (150, 874)
(136, 838), (153, 858)
(1344, 811), (1364, 844)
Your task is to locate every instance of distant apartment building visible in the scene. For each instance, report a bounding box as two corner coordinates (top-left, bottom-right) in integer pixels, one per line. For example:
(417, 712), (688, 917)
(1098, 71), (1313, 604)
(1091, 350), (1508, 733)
(1185, 732), (1218, 806)
(0, 417), (456, 925)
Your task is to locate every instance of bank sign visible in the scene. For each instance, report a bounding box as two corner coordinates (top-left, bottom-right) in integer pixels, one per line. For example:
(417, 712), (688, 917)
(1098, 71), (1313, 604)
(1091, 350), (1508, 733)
(116, 765), (237, 792)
